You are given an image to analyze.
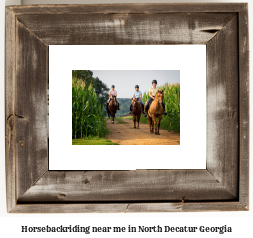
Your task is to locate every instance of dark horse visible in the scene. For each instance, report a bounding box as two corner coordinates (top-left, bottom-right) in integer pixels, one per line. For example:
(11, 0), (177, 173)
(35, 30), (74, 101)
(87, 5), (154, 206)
(107, 96), (118, 124)
(131, 98), (142, 129)
(145, 90), (164, 135)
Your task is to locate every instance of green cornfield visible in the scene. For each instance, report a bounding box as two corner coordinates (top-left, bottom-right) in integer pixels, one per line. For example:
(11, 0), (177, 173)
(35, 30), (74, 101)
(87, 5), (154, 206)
(142, 83), (180, 132)
(72, 77), (109, 139)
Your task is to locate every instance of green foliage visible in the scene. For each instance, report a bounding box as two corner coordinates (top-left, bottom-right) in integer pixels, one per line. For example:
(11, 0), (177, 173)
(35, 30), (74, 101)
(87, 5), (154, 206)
(115, 98), (132, 117)
(121, 116), (133, 120)
(114, 117), (129, 124)
(142, 91), (149, 103)
(72, 77), (109, 139)
(123, 116), (180, 133)
(142, 83), (180, 132)
(72, 137), (118, 145)
(72, 70), (109, 106)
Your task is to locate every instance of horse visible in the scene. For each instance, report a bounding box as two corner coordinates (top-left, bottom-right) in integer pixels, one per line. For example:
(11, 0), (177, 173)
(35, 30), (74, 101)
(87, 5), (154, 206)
(107, 95), (118, 124)
(131, 98), (142, 129)
(145, 90), (164, 135)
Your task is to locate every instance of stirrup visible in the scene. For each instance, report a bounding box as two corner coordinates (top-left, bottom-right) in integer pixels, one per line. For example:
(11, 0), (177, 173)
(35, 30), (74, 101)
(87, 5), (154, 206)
(144, 113), (148, 117)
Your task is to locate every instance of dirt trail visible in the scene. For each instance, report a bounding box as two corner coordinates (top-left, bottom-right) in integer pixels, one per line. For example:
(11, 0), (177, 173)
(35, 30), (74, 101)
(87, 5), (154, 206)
(105, 118), (180, 145)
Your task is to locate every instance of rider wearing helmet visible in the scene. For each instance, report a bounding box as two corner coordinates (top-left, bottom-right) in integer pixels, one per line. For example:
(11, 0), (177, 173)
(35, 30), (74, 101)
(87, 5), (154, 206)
(144, 79), (167, 117)
(130, 85), (145, 114)
(106, 85), (120, 111)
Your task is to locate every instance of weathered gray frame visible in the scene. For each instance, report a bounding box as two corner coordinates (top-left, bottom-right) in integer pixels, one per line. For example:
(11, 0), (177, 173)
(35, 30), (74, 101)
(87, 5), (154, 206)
(5, 3), (249, 213)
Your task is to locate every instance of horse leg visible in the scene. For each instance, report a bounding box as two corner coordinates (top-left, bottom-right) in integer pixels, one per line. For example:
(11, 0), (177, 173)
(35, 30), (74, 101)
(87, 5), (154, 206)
(147, 115), (151, 132)
(133, 115), (136, 128)
(107, 110), (110, 120)
(136, 114), (139, 129)
(137, 113), (140, 128)
(157, 117), (161, 135)
(152, 116), (158, 134)
(148, 115), (153, 133)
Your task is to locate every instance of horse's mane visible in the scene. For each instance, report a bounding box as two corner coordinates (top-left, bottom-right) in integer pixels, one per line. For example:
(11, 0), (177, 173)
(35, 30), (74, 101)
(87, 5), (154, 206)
(156, 90), (162, 94)
(155, 90), (163, 96)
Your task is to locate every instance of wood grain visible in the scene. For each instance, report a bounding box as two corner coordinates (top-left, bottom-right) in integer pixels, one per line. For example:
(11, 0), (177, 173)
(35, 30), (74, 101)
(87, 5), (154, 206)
(15, 20), (48, 200)
(18, 170), (236, 202)
(126, 202), (248, 213)
(206, 16), (239, 198)
(7, 3), (246, 15)
(10, 202), (247, 213)
(5, 7), (16, 212)
(238, 4), (249, 209)
(16, 13), (236, 45)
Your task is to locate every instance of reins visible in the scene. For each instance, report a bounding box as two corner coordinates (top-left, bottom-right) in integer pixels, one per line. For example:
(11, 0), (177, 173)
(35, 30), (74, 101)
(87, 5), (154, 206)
(147, 91), (163, 117)
(154, 94), (159, 103)
(109, 96), (117, 109)
(153, 92), (163, 104)
(132, 99), (140, 111)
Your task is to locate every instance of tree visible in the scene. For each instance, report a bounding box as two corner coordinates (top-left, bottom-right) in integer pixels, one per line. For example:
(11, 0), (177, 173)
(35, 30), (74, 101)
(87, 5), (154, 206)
(72, 70), (109, 106)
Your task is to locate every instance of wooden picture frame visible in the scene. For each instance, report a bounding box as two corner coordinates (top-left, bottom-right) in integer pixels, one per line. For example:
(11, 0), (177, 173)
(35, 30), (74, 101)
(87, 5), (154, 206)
(5, 3), (249, 213)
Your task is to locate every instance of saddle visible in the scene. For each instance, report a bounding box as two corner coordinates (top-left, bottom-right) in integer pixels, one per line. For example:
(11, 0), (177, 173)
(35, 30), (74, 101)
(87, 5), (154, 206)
(108, 98), (118, 105)
(146, 98), (154, 108)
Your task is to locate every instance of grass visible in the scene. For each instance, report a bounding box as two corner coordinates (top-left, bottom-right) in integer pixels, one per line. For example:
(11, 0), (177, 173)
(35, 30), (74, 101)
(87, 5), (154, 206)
(124, 116), (179, 133)
(72, 137), (118, 145)
(122, 116), (133, 120)
(112, 117), (129, 124)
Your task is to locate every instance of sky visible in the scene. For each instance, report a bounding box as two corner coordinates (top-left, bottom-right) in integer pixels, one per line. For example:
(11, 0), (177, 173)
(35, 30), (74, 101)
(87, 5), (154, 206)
(92, 70), (180, 98)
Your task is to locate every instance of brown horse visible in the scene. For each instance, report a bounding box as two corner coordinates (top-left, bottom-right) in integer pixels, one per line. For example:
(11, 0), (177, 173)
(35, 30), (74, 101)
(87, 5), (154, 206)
(108, 96), (118, 124)
(131, 98), (142, 129)
(145, 90), (164, 135)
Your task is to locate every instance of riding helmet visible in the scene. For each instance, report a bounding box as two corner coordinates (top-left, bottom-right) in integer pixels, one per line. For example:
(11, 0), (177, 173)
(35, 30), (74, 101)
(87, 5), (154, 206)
(135, 85), (139, 88)
(111, 85), (115, 88)
(152, 80), (157, 84)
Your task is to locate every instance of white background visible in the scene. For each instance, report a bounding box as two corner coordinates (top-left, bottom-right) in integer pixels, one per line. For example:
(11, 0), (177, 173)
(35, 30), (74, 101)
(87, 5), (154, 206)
(0, 0), (252, 237)
(49, 45), (206, 170)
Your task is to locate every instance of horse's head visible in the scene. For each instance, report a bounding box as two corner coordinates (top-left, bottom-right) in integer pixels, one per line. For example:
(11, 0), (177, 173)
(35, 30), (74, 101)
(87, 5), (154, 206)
(131, 98), (138, 111)
(111, 95), (117, 105)
(155, 90), (164, 105)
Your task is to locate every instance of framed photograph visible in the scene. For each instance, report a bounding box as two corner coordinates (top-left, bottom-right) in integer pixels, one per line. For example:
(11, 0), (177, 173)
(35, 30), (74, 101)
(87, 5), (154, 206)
(49, 45), (206, 170)
(5, 3), (249, 213)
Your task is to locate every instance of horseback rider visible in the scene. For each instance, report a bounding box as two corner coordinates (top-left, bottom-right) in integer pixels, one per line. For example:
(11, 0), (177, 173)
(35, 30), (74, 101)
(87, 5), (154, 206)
(106, 85), (120, 111)
(144, 80), (167, 117)
(130, 85), (145, 114)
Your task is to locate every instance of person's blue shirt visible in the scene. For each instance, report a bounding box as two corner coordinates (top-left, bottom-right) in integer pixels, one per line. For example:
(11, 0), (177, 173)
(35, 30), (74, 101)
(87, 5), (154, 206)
(133, 91), (144, 104)
(134, 91), (142, 99)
